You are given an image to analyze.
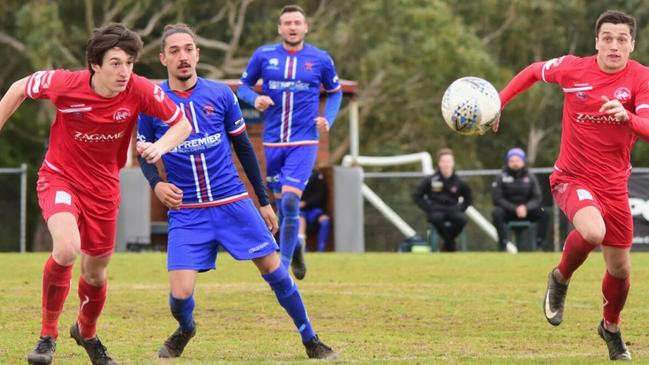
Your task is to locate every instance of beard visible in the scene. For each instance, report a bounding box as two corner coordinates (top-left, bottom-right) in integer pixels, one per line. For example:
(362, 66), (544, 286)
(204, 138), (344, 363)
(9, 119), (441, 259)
(283, 38), (303, 47)
(176, 73), (193, 82)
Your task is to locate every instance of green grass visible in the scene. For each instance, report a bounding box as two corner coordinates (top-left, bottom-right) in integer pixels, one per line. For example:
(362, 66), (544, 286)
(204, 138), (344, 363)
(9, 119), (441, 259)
(2, 252), (649, 364)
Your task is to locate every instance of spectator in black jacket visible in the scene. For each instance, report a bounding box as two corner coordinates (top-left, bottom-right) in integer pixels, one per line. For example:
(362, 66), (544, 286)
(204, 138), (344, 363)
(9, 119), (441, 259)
(413, 148), (472, 252)
(491, 148), (549, 251)
(299, 168), (330, 252)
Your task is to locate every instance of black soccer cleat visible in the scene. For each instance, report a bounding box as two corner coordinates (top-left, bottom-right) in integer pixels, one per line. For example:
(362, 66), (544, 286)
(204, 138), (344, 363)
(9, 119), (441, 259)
(27, 336), (56, 365)
(543, 267), (569, 326)
(598, 320), (632, 361)
(291, 243), (307, 280)
(70, 323), (117, 365)
(158, 326), (196, 358)
(304, 335), (338, 360)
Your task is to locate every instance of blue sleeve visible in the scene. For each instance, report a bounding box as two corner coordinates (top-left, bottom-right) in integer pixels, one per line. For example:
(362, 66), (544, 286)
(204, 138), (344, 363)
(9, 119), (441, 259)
(321, 53), (341, 92)
(236, 84), (259, 107)
(231, 131), (269, 206)
(136, 114), (162, 189)
(223, 88), (247, 136)
(323, 91), (342, 127)
(239, 50), (262, 87)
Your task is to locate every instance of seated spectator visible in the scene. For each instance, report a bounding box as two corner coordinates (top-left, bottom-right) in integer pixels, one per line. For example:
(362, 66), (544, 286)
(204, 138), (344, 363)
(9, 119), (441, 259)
(413, 148), (472, 252)
(299, 168), (330, 252)
(491, 147), (549, 252)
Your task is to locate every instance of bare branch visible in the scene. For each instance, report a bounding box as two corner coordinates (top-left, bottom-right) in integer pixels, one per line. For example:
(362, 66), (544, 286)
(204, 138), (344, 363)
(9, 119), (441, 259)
(0, 32), (25, 52)
(195, 35), (230, 51)
(121, 3), (144, 28)
(58, 44), (84, 68)
(137, 2), (175, 37)
(194, 6), (228, 32)
(197, 63), (224, 79)
(481, 4), (516, 47)
(84, 0), (95, 34)
(223, 0), (253, 65)
(102, 1), (126, 24)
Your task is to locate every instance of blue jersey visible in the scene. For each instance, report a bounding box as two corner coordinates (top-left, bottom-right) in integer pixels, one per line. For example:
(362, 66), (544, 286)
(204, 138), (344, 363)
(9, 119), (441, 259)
(137, 78), (248, 208)
(239, 43), (341, 146)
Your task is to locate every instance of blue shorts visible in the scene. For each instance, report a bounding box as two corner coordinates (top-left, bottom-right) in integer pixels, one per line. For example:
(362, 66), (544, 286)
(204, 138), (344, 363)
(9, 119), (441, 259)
(264, 145), (318, 193)
(167, 198), (278, 271)
(301, 207), (325, 225)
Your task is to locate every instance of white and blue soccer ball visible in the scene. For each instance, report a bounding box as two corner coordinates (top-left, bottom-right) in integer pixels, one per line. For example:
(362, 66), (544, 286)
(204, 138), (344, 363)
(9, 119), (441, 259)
(441, 77), (501, 136)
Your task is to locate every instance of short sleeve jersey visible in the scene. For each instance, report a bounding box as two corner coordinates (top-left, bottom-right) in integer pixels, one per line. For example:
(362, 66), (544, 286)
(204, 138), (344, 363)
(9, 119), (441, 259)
(137, 78), (248, 207)
(25, 69), (183, 197)
(239, 43), (341, 146)
(539, 55), (649, 193)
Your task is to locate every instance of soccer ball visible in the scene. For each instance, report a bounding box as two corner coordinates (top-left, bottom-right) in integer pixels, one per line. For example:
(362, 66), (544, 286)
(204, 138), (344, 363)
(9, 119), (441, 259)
(441, 77), (501, 136)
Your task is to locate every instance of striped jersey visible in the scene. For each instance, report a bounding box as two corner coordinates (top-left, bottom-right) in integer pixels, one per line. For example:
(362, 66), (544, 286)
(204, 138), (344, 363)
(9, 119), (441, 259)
(239, 43), (341, 146)
(137, 78), (248, 208)
(25, 69), (183, 197)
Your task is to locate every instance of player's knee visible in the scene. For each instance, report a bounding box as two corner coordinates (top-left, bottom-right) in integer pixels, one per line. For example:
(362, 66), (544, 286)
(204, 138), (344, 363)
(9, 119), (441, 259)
(318, 215), (330, 223)
(171, 286), (194, 299)
(581, 226), (606, 245)
(281, 192), (300, 218)
(52, 245), (78, 266)
(608, 262), (631, 279)
(81, 270), (107, 287)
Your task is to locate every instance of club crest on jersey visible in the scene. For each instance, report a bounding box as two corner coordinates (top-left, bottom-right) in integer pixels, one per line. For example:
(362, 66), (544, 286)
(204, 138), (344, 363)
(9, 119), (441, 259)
(304, 62), (314, 71)
(153, 84), (166, 103)
(203, 104), (216, 116)
(614, 87), (631, 102)
(113, 108), (131, 122)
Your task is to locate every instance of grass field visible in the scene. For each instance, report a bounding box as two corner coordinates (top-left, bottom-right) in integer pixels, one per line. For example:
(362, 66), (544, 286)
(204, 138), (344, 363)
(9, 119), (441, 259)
(2, 252), (649, 364)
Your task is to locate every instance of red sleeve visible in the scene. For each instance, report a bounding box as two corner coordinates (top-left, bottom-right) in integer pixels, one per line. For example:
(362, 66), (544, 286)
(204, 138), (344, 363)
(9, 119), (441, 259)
(132, 75), (183, 126)
(626, 67), (649, 140)
(24, 69), (67, 100)
(500, 55), (577, 109)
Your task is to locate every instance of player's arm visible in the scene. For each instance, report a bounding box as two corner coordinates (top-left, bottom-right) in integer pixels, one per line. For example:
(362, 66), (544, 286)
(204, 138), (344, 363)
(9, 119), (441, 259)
(316, 53), (343, 132)
(238, 51), (274, 112)
(499, 62), (546, 110)
(0, 77), (28, 131)
(137, 118), (191, 163)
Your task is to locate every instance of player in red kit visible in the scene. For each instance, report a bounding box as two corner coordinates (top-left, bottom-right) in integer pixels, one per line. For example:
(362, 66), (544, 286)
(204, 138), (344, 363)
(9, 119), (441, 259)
(0, 24), (191, 365)
(498, 10), (649, 361)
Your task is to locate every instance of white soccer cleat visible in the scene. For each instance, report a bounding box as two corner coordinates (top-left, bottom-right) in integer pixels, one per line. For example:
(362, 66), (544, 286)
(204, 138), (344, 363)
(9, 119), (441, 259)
(505, 241), (518, 254)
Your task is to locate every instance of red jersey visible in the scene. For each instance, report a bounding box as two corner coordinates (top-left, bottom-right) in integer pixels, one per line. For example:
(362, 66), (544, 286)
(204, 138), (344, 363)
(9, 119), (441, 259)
(25, 69), (183, 197)
(500, 55), (649, 193)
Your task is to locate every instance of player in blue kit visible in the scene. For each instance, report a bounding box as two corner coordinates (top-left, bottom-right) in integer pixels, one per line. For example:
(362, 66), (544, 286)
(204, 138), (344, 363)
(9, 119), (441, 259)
(237, 4), (343, 280)
(137, 24), (338, 360)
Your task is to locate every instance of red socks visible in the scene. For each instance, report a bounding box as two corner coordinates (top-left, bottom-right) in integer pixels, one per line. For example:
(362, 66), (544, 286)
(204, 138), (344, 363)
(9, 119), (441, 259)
(557, 230), (596, 280)
(77, 277), (107, 340)
(40, 256), (73, 338)
(602, 271), (630, 326)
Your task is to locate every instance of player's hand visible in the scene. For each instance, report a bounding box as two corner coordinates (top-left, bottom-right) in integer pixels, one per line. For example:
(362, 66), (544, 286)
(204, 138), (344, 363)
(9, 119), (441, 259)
(600, 96), (629, 122)
(516, 205), (527, 218)
(137, 141), (163, 164)
(259, 204), (279, 234)
(315, 116), (330, 133)
(490, 112), (501, 133)
(254, 96), (275, 112)
(153, 182), (183, 210)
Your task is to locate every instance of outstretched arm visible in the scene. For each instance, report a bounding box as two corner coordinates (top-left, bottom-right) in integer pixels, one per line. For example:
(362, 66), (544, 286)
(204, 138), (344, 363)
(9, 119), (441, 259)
(499, 62), (544, 109)
(137, 117), (192, 163)
(0, 77), (28, 131)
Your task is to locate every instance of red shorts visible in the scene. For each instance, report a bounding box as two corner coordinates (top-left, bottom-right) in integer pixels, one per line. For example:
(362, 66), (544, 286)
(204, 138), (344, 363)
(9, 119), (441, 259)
(37, 171), (119, 256)
(550, 172), (632, 248)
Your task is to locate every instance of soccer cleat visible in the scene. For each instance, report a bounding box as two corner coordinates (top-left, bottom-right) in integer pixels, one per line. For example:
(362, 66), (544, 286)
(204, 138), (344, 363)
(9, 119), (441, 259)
(70, 323), (117, 365)
(291, 243), (307, 280)
(304, 335), (338, 360)
(598, 320), (631, 361)
(543, 268), (568, 326)
(158, 326), (196, 358)
(505, 241), (518, 254)
(27, 336), (56, 365)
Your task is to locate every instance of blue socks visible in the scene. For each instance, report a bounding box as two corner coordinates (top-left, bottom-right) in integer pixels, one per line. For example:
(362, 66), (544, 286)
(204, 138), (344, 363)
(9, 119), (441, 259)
(317, 218), (330, 252)
(169, 294), (195, 333)
(280, 192), (300, 267)
(263, 264), (315, 343)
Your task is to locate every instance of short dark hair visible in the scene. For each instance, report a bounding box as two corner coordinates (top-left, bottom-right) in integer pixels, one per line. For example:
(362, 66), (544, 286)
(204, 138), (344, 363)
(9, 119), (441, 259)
(160, 23), (197, 52)
(86, 23), (143, 74)
(436, 148), (453, 163)
(279, 4), (306, 23)
(596, 10), (636, 39)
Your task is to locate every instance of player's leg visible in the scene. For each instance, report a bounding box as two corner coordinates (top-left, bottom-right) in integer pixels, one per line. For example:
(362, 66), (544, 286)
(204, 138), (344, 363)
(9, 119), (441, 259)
(280, 145), (318, 278)
(159, 208), (216, 358)
(526, 207), (549, 250)
(316, 213), (330, 252)
(254, 253), (338, 359)
(298, 214), (307, 252)
(545, 181), (604, 326)
(28, 212), (80, 365)
(446, 210), (467, 251)
(427, 210), (453, 251)
(158, 270), (198, 358)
